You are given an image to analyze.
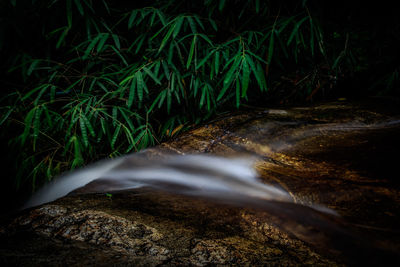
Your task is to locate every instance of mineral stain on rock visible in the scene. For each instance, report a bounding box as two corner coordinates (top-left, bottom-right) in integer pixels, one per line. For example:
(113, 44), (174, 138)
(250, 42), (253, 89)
(1, 99), (400, 266)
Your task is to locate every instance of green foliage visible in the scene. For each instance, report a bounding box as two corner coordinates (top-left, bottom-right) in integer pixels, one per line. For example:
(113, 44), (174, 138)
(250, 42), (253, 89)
(1, 0), (396, 193)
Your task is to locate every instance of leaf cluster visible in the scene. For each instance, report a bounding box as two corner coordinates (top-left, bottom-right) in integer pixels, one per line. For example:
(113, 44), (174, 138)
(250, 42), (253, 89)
(0, 0), (378, 193)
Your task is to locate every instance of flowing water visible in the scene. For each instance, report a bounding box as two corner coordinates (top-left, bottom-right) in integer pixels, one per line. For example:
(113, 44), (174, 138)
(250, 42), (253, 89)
(24, 154), (294, 210)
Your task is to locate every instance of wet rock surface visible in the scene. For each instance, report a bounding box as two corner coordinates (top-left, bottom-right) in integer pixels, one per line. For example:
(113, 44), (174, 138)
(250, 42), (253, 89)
(1, 98), (400, 266)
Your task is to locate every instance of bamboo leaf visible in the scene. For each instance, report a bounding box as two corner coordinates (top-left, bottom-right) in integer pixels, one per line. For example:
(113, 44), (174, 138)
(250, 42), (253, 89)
(174, 89), (181, 104)
(162, 60), (170, 80)
(246, 54), (264, 90)
(82, 114), (95, 137)
(170, 72), (176, 92)
(0, 107), (13, 126)
(256, 62), (267, 90)
(143, 66), (161, 85)
(79, 116), (89, 147)
(167, 89), (171, 113)
(73, 0), (84, 16)
(287, 16), (308, 46)
(118, 108), (135, 131)
(134, 128), (146, 145)
(151, 20), (171, 40)
(21, 84), (45, 101)
(72, 136), (83, 169)
(96, 33), (109, 52)
(218, 0), (226, 11)
(27, 60), (40, 76)
(194, 16), (205, 31)
(82, 0), (95, 13)
(123, 126), (135, 145)
(102, 0), (110, 14)
(34, 84), (49, 106)
(277, 16), (295, 33)
(200, 84), (207, 108)
(332, 51), (345, 69)
(157, 10), (166, 26)
(209, 18), (218, 31)
(167, 41), (174, 64)
(153, 61), (161, 77)
(223, 55), (237, 71)
(128, 76), (136, 108)
(194, 78), (199, 96)
(217, 54), (241, 100)
(96, 80), (109, 92)
(135, 35), (146, 54)
(197, 33), (213, 45)
(42, 106), (53, 128)
(158, 89), (167, 108)
(216, 82), (230, 102)
(215, 50), (220, 74)
(101, 77), (119, 88)
(149, 12), (156, 26)
(50, 85), (56, 102)
(112, 106), (118, 127)
(246, 50), (267, 63)
(187, 17), (197, 34)
(111, 124), (121, 149)
(197, 51), (214, 70)
(100, 118), (107, 134)
(84, 35), (101, 58)
(120, 73), (134, 86)
(241, 59), (250, 97)
(159, 25), (175, 52)
(64, 78), (83, 93)
(186, 35), (196, 69)
(206, 87), (212, 111)
(110, 45), (128, 66)
(136, 71), (144, 101)
(56, 27), (69, 49)
(66, 0), (72, 28)
(173, 16), (184, 38)
(112, 34), (121, 50)
(128, 10), (138, 29)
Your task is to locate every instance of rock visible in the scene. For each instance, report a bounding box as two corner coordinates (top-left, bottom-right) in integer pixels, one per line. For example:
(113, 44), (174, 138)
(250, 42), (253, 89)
(1, 99), (400, 266)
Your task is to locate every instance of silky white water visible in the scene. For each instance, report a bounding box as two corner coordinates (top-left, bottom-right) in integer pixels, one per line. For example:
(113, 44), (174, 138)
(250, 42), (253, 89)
(23, 154), (294, 210)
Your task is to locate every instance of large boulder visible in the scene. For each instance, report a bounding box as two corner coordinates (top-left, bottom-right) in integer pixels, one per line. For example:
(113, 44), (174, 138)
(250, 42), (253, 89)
(1, 99), (400, 266)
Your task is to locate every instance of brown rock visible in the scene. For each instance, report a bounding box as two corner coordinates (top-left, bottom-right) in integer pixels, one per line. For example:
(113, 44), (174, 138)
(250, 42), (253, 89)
(1, 99), (400, 266)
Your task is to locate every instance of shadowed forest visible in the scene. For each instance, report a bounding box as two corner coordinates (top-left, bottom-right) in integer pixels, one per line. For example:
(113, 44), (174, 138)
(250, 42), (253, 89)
(0, 0), (399, 210)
